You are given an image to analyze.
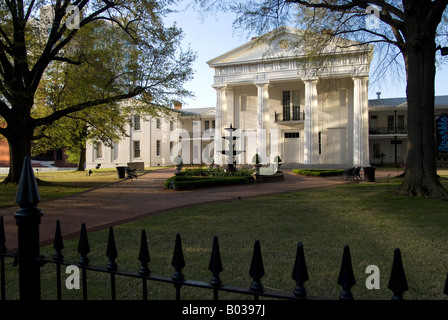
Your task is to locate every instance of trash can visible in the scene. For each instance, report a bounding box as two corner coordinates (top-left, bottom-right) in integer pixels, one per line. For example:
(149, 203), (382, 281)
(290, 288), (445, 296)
(364, 166), (376, 182)
(116, 166), (126, 179)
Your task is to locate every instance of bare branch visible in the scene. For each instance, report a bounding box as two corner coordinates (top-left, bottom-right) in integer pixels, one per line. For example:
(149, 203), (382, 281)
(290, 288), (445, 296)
(34, 86), (145, 127)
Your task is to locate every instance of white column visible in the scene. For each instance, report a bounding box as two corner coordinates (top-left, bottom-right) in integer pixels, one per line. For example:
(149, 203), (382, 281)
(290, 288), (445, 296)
(303, 78), (319, 164)
(213, 85), (226, 165)
(254, 81), (269, 162)
(353, 76), (369, 166)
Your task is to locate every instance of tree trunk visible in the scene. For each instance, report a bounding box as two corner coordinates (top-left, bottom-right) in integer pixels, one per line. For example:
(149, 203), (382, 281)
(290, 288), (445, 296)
(3, 125), (35, 184)
(77, 145), (86, 171)
(396, 24), (448, 198)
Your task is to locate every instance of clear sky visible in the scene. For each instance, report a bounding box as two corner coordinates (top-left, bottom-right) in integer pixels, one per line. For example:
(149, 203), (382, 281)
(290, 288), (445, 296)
(166, 2), (448, 109)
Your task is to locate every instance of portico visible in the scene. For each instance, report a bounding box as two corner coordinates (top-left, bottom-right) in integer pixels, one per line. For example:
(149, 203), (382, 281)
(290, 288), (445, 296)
(207, 27), (373, 167)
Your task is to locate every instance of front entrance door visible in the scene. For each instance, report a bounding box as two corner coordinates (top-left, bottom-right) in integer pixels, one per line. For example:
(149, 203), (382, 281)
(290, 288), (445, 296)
(283, 132), (302, 163)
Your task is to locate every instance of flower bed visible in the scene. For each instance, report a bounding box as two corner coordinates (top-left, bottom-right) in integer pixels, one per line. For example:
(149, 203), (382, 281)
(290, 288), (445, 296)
(164, 175), (252, 190)
(292, 169), (345, 177)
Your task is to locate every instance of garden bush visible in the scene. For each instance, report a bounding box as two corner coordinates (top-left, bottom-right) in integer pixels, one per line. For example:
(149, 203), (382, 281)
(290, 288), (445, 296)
(182, 167), (254, 177)
(292, 169), (345, 177)
(164, 175), (251, 190)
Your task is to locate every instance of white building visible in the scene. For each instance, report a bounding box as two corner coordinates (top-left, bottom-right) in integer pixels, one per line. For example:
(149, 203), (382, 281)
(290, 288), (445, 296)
(368, 95), (448, 166)
(207, 27), (373, 167)
(86, 27), (376, 170)
(85, 103), (216, 169)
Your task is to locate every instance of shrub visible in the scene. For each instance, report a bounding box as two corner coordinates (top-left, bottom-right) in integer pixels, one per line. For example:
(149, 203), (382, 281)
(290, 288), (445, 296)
(164, 176), (251, 190)
(182, 167), (254, 177)
(292, 169), (345, 177)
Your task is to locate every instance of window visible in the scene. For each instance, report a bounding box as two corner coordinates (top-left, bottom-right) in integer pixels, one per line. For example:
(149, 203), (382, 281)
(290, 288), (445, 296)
(282, 91), (290, 121)
(156, 118), (161, 129)
(95, 142), (103, 159)
(398, 115), (405, 132)
(318, 132), (322, 155)
(170, 121), (174, 131)
(387, 116), (395, 133)
(282, 90), (301, 120)
(156, 140), (161, 156)
(133, 140), (140, 158)
(212, 120), (215, 129)
(112, 142), (119, 160)
(292, 90), (300, 120)
(373, 144), (380, 158)
(133, 114), (141, 131)
(284, 132), (300, 138)
(204, 120), (210, 131)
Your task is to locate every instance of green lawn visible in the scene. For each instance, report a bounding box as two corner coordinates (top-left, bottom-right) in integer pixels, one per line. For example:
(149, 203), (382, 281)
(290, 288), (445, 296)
(3, 169), (448, 300)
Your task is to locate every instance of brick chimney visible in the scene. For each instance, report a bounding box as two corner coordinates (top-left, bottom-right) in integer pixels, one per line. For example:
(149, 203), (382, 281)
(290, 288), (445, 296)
(173, 101), (182, 110)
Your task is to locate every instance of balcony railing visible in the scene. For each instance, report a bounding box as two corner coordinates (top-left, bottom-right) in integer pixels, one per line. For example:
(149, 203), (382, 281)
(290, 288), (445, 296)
(274, 110), (305, 122)
(369, 126), (407, 135)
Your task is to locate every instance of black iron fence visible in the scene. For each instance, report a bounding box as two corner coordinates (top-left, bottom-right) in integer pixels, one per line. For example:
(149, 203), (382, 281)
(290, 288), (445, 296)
(1, 157), (448, 301)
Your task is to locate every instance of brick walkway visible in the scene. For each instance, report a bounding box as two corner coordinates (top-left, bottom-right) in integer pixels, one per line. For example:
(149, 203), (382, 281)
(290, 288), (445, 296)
(0, 168), (399, 251)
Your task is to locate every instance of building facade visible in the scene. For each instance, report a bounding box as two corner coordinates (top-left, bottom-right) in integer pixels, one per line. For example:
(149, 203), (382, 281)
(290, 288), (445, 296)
(207, 27), (373, 167)
(85, 104), (215, 169)
(368, 95), (448, 166)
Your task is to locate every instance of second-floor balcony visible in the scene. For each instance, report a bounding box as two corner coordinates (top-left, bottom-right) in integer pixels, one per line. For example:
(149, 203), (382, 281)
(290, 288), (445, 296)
(274, 110), (305, 122)
(369, 126), (407, 135)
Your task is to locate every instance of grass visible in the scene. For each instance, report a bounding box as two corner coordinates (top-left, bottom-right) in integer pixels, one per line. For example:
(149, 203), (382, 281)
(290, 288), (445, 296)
(3, 169), (448, 300)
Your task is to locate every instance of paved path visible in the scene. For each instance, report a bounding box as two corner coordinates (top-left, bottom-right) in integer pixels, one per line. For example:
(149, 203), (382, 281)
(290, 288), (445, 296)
(0, 168), (400, 251)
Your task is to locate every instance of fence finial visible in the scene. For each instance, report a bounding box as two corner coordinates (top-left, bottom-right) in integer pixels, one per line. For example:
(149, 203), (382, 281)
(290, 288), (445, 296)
(172, 233), (185, 282)
(53, 220), (64, 261)
(209, 235), (223, 287)
(337, 245), (356, 300)
(106, 227), (118, 272)
(78, 223), (90, 266)
(15, 156), (40, 208)
(249, 240), (265, 293)
(388, 248), (408, 300)
(292, 241), (309, 298)
(138, 229), (151, 276)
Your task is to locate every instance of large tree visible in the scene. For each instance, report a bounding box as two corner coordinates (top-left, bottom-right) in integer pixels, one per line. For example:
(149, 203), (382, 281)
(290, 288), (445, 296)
(197, 0), (448, 198)
(0, 0), (195, 183)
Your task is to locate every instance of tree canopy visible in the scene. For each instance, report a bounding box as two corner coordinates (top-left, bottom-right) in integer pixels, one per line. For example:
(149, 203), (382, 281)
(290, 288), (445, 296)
(0, 0), (195, 182)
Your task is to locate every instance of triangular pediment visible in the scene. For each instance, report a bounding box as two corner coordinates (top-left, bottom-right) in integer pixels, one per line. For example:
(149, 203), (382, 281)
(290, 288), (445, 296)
(207, 26), (371, 67)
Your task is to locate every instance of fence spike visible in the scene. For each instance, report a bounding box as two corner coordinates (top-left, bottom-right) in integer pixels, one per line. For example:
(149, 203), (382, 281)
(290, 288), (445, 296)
(291, 242), (309, 298)
(337, 245), (356, 300)
(106, 227), (118, 272)
(15, 156), (41, 208)
(0, 215), (6, 254)
(388, 248), (408, 300)
(53, 220), (64, 261)
(138, 230), (151, 276)
(172, 233), (185, 282)
(208, 235), (223, 287)
(249, 240), (265, 293)
(77, 223), (90, 266)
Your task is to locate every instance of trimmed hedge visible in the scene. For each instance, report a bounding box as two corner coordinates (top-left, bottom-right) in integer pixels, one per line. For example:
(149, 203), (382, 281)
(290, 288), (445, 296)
(292, 169), (345, 177)
(164, 175), (251, 190)
(182, 167), (254, 177)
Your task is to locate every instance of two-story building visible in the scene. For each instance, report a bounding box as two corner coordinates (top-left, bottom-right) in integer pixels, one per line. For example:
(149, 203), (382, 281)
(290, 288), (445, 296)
(207, 26), (373, 167)
(85, 103), (216, 169)
(368, 95), (448, 166)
